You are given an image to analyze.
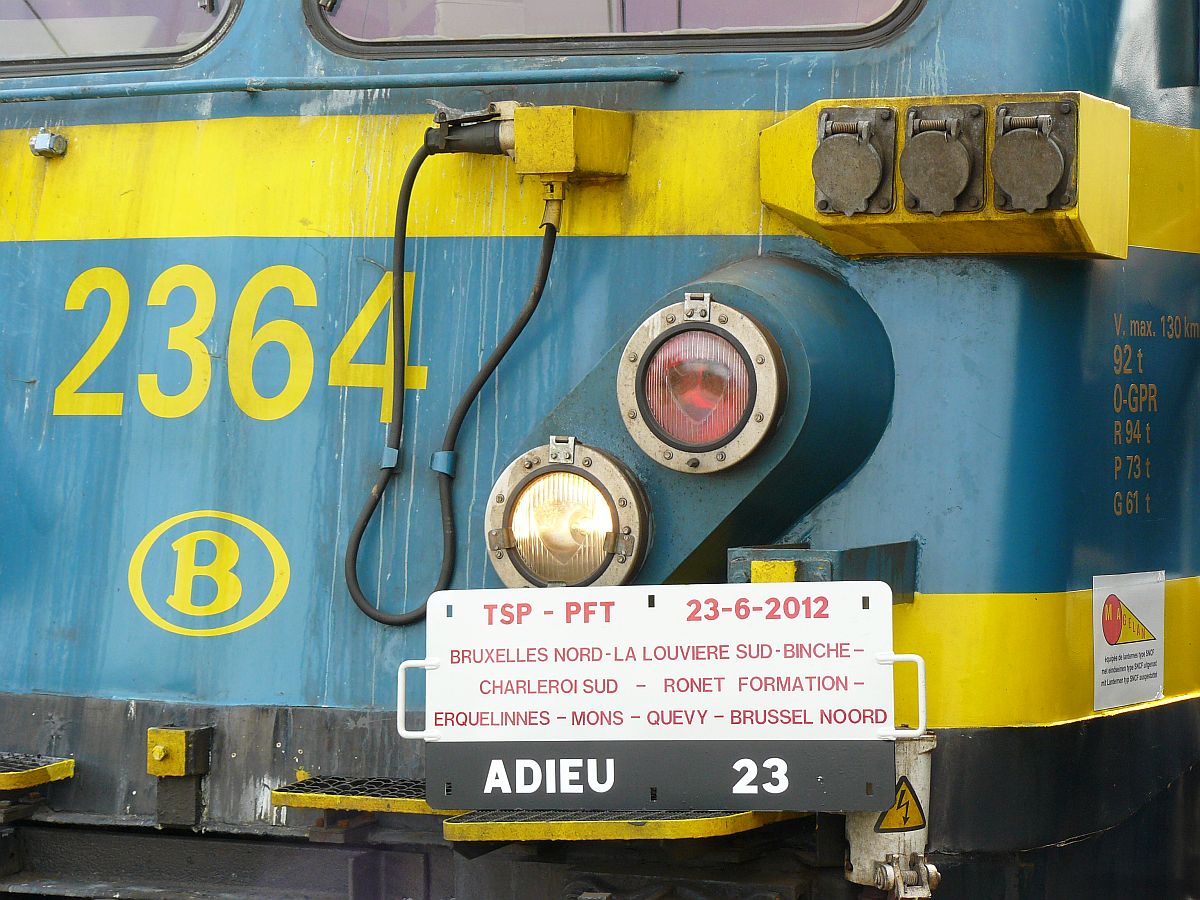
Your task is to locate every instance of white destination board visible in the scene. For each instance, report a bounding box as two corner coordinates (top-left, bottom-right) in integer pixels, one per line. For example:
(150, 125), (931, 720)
(405, 581), (898, 743)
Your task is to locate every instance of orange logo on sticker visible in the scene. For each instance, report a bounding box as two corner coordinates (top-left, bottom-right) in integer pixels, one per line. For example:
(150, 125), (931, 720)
(1102, 593), (1155, 646)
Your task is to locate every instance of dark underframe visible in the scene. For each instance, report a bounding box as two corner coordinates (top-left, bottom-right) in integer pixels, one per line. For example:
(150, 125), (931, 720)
(0, 0), (243, 80)
(304, 0), (928, 60)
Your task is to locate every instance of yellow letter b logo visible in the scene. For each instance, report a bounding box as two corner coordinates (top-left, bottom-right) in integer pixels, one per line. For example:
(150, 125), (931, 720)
(166, 530), (243, 617)
(130, 510), (290, 637)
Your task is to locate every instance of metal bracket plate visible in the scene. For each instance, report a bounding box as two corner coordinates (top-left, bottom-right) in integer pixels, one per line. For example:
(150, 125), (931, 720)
(548, 434), (576, 465)
(813, 106), (896, 216)
(900, 103), (986, 215)
(992, 99), (1078, 212)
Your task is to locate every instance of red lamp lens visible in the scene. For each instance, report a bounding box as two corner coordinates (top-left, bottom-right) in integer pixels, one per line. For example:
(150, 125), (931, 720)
(642, 329), (751, 448)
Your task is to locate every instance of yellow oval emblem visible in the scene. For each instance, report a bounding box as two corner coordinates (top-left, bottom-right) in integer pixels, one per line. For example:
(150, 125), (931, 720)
(128, 510), (289, 637)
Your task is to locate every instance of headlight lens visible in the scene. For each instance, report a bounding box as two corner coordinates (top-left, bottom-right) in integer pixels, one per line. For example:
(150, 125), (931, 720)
(486, 437), (649, 588)
(618, 293), (785, 473)
(509, 471), (614, 585)
(642, 328), (752, 449)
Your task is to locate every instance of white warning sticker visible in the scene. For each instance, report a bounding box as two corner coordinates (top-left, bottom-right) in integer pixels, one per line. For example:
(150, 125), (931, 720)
(1093, 571), (1165, 711)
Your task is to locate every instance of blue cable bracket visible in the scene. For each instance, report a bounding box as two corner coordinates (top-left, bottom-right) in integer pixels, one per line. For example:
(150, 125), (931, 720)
(430, 451), (458, 478)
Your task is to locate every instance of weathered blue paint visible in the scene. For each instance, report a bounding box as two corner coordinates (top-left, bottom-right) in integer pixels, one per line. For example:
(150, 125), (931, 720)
(532, 255), (895, 585)
(2, 0), (1198, 719)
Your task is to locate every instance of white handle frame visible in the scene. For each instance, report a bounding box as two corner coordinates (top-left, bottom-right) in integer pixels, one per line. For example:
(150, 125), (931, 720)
(875, 652), (927, 739)
(396, 658), (441, 741)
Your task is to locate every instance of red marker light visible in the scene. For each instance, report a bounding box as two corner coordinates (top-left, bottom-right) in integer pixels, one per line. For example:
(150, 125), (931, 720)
(642, 329), (751, 448)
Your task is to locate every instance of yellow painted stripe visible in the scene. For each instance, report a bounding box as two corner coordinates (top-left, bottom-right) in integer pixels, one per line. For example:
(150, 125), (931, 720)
(269, 788), (465, 815)
(0, 112), (775, 242)
(442, 809), (802, 842)
(1, 109), (1193, 251)
(1129, 118), (1200, 254)
(893, 577), (1200, 729)
(0, 757), (75, 790)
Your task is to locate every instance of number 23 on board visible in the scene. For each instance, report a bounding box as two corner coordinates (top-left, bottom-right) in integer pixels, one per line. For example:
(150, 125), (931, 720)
(52, 264), (425, 422)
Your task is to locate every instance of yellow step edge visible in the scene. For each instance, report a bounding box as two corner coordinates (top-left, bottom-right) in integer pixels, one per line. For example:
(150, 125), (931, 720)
(443, 810), (805, 842)
(0, 757), (75, 791)
(270, 787), (465, 816)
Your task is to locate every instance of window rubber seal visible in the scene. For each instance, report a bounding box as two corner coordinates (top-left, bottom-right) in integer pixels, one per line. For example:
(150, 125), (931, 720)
(303, 0), (927, 61)
(0, 0), (243, 79)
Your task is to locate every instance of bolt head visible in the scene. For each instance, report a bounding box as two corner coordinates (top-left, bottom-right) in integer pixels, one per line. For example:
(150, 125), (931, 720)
(663, 450), (674, 460)
(523, 459), (533, 469)
(618, 497), (628, 508)
(152, 745), (168, 762)
(698, 309), (707, 319)
(715, 451), (727, 462)
(622, 526), (632, 535)
(665, 313), (676, 324)
(755, 354), (766, 365)
(549, 452), (558, 460)
(686, 457), (700, 468)
(717, 314), (728, 325)
(816, 198), (830, 212)
(494, 493), (504, 503)
(627, 409), (637, 420)
(583, 457), (592, 467)
(494, 551), (503, 559)
(754, 412), (765, 423)
(685, 309), (695, 318)
(617, 555), (627, 564)
(627, 352), (637, 363)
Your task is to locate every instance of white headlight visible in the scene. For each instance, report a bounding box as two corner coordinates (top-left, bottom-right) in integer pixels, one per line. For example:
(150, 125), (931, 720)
(486, 436), (649, 588)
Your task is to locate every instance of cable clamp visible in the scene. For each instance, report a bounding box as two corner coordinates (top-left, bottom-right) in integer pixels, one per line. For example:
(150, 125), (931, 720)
(430, 450), (458, 477)
(380, 446), (400, 470)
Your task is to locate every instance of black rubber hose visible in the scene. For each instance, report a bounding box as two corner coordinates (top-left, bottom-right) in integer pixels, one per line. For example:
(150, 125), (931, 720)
(344, 142), (431, 626)
(432, 223), (558, 596)
(344, 136), (559, 625)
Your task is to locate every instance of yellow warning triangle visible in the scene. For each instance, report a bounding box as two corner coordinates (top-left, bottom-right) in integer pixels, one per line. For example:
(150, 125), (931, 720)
(874, 775), (926, 833)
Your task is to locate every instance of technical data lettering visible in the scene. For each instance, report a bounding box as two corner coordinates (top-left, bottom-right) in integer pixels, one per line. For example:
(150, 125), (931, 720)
(1102, 309), (1200, 518)
(418, 582), (896, 746)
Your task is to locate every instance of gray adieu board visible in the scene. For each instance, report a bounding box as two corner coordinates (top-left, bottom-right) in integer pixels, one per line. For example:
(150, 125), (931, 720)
(426, 740), (894, 811)
(401, 582), (922, 811)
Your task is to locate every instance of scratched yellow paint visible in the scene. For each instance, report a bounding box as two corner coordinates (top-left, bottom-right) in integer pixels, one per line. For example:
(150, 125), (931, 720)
(0, 109), (1193, 253)
(891, 577), (1200, 729)
(0, 111), (780, 241)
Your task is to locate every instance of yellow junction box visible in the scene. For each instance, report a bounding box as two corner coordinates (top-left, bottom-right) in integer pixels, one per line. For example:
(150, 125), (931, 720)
(513, 105), (634, 181)
(760, 91), (1131, 258)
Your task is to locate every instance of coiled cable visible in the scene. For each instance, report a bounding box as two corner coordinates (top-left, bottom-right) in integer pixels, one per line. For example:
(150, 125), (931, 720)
(344, 134), (559, 625)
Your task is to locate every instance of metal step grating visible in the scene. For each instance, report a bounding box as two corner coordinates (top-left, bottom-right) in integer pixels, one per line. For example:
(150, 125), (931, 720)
(443, 808), (802, 842)
(0, 753), (75, 791)
(270, 775), (463, 815)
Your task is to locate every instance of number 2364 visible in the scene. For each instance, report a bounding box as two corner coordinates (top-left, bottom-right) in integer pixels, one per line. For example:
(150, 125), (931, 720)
(52, 264), (425, 422)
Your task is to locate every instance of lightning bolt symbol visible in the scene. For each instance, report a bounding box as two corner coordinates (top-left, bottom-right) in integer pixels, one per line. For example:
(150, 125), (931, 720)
(898, 788), (911, 824)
